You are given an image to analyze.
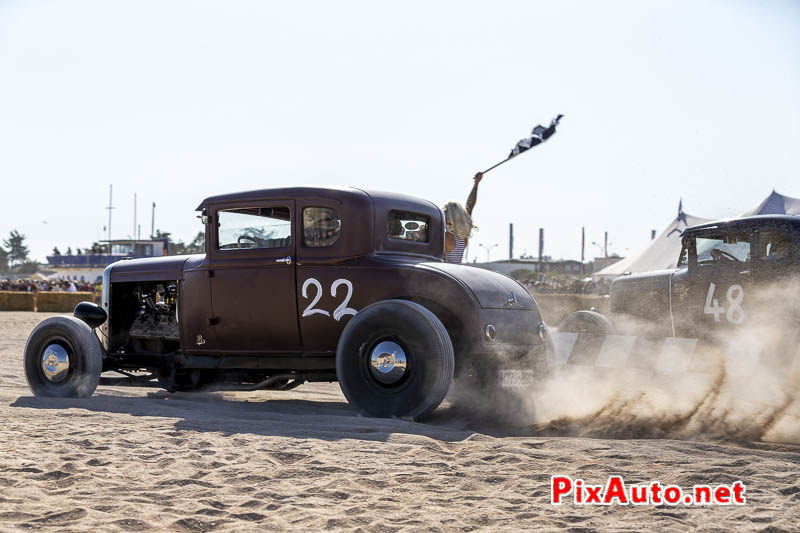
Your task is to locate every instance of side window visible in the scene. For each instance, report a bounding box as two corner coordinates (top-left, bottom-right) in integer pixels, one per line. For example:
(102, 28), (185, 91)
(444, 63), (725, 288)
(303, 207), (341, 247)
(217, 207), (291, 250)
(677, 242), (689, 267)
(695, 232), (750, 266)
(388, 211), (430, 242)
(757, 229), (790, 263)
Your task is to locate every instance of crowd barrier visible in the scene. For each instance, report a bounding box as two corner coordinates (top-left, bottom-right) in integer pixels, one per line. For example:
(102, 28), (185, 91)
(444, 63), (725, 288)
(532, 293), (610, 327)
(0, 291), (95, 313)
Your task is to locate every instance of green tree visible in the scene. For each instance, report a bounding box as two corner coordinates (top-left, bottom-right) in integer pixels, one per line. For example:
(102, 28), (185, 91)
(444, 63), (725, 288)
(158, 229), (205, 256)
(88, 242), (108, 254)
(0, 247), (8, 274)
(16, 261), (39, 274)
(170, 240), (187, 255)
(3, 230), (29, 267)
(185, 231), (205, 254)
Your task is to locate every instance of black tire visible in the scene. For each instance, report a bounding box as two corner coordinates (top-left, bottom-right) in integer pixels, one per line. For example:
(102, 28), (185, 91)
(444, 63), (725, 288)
(24, 316), (103, 398)
(557, 310), (615, 335)
(336, 299), (454, 420)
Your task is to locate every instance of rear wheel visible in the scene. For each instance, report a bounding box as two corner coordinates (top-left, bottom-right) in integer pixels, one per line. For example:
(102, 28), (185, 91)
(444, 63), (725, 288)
(24, 316), (103, 398)
(336, 300), (454, 420)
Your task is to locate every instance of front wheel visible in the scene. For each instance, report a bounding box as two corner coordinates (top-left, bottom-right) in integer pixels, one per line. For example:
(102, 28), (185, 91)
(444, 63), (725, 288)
(24, 316), (103, 398)
(336, 300), (454, 420)
(557, 310), (614, 334)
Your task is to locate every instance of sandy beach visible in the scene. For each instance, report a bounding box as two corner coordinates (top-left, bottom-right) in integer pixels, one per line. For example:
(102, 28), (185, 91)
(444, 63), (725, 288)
(1, 312), (798, 531)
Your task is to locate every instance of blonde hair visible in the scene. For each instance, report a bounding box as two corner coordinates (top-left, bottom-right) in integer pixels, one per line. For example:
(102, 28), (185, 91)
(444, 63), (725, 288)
(443, 202), (474, 241)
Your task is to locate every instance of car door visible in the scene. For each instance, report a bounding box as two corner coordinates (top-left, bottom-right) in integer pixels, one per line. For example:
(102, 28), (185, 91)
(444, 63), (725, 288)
(208, 201), (301, 354)
(679, 227), (754, 336)
(751, 222), (799, 325)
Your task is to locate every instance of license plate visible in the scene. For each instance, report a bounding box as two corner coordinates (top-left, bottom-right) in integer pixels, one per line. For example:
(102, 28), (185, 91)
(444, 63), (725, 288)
(498, 369), (536, 388)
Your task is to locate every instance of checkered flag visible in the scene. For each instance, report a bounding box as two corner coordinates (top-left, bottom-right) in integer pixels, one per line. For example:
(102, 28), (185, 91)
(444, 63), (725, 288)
(509, 115), (563, 157)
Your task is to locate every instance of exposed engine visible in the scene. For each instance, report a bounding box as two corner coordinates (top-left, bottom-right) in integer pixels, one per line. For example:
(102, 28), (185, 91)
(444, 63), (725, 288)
(129, 281), (179, 341)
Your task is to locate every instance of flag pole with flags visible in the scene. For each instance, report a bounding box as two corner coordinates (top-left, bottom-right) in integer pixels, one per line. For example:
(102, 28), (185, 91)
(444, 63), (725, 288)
(480, 114), (563, 175)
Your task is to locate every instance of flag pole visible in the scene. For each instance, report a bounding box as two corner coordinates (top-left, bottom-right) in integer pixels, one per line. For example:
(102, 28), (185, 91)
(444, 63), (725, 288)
(480, 154), (516, 175)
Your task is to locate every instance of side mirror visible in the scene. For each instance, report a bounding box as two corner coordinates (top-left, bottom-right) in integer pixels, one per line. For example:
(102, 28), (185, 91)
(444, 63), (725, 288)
(198, 209), (209, 225)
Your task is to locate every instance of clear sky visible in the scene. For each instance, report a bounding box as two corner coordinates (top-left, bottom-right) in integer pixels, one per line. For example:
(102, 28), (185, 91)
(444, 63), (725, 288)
(1, 0), (798, 264)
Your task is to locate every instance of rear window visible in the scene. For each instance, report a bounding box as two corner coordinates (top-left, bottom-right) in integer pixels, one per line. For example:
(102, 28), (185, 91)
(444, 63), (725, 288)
(756, 229), (790, 263)
(388, 211), (429, 243)
(303, 207), (341, 247)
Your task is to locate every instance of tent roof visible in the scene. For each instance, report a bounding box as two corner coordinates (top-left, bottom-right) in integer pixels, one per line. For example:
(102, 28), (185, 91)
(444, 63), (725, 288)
(593, 210), (710, 281)
(741, 190), (800, 216)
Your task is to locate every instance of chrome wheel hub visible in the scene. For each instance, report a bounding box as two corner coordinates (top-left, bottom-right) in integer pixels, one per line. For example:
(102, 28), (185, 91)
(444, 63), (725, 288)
(41, 344), (70, 383)
(369, 341), (407, 385)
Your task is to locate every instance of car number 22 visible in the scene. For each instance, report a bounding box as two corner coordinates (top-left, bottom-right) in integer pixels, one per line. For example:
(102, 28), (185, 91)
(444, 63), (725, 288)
(703, 282), (745, 325)
(301, 278), (358, 321)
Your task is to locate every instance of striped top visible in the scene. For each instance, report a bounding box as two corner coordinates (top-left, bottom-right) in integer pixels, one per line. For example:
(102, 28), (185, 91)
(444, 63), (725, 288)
(445, 236), (466, 263)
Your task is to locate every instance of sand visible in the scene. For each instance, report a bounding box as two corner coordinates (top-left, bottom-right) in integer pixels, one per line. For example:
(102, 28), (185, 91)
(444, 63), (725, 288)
(1, 312), (798, 531)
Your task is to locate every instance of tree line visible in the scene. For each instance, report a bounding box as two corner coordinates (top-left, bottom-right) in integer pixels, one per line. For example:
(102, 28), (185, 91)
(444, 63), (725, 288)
(154, 230), (205, 255)
(0, 229), (206, 274)
(0, 230), (36, 274)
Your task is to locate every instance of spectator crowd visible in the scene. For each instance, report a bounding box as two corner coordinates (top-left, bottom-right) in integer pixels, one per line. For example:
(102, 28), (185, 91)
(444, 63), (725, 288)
(0, 278), (100, 293)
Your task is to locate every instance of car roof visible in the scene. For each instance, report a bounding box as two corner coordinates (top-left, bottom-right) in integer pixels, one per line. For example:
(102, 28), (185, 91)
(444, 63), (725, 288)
(686, 214), (800, 233)
(196, 186), (440, 213)
(196, 186), (368, 210)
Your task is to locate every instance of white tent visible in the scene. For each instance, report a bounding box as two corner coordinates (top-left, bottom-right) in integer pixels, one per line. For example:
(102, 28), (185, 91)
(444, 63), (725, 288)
(741, 189), (800, 216)
(593, 205), (710, 281)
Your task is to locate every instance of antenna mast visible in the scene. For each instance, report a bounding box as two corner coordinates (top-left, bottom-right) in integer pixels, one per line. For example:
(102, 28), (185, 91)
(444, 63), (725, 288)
(105, 184), (115, 242)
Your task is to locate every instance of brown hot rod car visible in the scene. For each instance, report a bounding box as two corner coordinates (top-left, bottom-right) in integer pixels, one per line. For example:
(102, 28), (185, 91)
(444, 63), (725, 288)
(24, 187), (551, 420)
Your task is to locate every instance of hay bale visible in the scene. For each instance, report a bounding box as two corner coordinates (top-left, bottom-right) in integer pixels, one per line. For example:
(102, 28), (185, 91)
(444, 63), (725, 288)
(0, 291), (37, 312)
(36, 292), (94, 313)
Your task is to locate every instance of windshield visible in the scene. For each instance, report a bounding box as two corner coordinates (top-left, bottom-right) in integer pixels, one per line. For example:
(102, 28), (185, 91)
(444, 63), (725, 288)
(695, 232), (751, 264)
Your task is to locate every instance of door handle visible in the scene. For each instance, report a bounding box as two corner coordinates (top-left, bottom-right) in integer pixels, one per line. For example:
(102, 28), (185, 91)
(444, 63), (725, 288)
(276, 256), (293, 265)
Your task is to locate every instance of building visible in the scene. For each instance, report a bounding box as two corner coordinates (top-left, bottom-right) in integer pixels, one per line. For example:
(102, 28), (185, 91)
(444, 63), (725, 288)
(46, 238), (169, 282)
(590, 255), (624, 272)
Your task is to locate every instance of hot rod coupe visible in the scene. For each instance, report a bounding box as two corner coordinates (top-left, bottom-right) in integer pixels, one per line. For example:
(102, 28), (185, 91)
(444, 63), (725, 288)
(24, 187), (551, 420)
(560, 214), (800, 339)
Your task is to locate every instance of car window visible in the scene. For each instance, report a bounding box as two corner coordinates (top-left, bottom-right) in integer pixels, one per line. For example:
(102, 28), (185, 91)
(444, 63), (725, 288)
(303, 207), (341, 247)
(677, 243), (689, 267)
(388, 211), (429, 242)
(217, 207), (291, 250)
(757, 229), (790, 263)
(695, 232), (750, 265)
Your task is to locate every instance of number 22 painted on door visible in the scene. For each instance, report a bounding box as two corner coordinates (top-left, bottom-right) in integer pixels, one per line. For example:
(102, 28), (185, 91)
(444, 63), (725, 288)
(301, 278), (358, 321)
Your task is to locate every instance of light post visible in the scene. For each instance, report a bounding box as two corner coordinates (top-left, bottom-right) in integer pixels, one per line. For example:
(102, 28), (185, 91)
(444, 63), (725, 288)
(591, 240), (613, 266)
(479, 243), (499, 262)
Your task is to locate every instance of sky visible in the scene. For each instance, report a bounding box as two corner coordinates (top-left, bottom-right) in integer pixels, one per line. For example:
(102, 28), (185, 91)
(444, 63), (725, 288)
(1, 0), (799, 264)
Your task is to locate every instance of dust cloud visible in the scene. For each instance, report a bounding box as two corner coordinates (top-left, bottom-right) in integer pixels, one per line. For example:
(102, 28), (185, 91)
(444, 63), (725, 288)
(527, 345), (798, 444)
(460, 282), (800, 444)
